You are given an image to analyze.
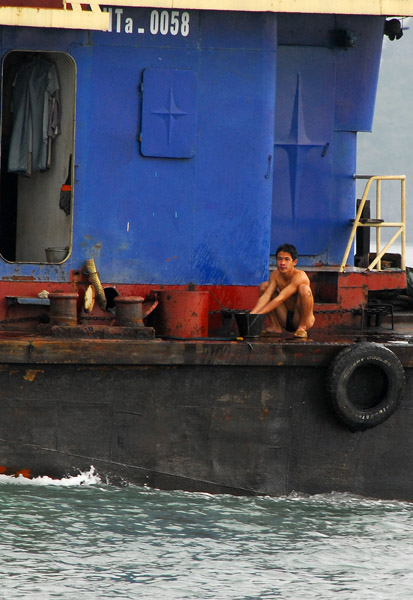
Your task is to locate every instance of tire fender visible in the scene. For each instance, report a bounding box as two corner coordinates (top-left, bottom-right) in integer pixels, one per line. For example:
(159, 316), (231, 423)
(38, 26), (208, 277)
(327, 342), (405, 431)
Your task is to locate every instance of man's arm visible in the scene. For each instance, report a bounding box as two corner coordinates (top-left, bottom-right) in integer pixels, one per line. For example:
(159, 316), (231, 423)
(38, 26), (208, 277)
(256, 281), (297, 314)
(250, 276), (277, 314)
(251, 271), (307, 314)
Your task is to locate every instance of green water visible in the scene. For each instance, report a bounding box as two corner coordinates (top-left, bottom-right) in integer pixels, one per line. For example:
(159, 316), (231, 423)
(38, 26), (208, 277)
(0, 469), (412, 599)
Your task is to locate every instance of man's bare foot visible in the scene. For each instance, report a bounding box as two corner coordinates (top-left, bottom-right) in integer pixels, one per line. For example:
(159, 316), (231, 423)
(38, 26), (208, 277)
(261, 327), (283, 336)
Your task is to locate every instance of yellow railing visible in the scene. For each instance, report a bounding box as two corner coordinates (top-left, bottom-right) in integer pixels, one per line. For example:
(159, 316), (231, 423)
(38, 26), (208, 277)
(339, 174), (406, 273)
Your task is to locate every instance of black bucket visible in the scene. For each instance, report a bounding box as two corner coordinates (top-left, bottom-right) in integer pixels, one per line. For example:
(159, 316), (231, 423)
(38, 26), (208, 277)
(234, 312), (266, 339)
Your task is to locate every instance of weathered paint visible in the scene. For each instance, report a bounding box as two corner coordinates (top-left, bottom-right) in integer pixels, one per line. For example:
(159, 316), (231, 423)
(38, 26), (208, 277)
(0, 267), (405, 334)
(23, 368), (44, 381)
(0, 11), (389, 285)
(80, 0), (413, 17)
(0, 1), (110, 29)
(0, 350), (411, 499)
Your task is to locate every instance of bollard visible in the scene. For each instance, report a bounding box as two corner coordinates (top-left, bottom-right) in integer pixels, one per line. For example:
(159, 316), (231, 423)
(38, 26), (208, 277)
(49, 292), (79, 326)
(114, 296), (145, 327)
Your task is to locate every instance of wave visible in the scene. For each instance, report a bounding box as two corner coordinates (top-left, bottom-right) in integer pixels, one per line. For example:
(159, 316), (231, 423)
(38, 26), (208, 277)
(0, 465), (101, 487)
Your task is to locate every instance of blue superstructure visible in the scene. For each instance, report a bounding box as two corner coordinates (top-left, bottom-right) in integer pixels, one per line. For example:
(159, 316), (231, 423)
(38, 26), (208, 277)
(0, 10), (385, 285)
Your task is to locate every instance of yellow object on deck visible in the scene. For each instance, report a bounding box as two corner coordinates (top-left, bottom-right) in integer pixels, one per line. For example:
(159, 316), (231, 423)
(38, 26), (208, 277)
(84, 258), (107, 311)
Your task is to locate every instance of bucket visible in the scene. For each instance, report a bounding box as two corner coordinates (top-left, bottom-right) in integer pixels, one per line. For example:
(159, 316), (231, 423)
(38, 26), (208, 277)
(45, 247), (69, 263)
(156, 290), (209, 338)
(234, 311), (266, 339)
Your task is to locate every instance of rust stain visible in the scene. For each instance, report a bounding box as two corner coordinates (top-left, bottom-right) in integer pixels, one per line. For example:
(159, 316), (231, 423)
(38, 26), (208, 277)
(260, 407), (270, 421)
(24, 369), (44, 382)
(15, 469), (31, 479)
(0, 465), (31, 478)
(165, 256), (177, 262)
(3, 275), (35, 281)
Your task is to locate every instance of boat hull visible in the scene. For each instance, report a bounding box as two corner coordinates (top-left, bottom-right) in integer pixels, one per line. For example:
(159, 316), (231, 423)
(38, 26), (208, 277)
(1, 337), (412, 501)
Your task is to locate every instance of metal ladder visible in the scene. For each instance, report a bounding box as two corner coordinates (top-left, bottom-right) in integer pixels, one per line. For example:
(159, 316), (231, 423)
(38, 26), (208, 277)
(340, 175), (406, 273)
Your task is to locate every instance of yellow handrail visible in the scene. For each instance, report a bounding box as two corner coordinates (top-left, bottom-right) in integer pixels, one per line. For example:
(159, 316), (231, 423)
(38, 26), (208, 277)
(339, 175), (406, 273)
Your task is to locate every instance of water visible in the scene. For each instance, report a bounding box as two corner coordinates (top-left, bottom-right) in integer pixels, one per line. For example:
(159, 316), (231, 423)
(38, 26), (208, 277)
(1, 469), (413, 599)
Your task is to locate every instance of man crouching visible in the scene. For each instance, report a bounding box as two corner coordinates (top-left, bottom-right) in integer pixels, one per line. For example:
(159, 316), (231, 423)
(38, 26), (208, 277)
(251, 243), (315, 338)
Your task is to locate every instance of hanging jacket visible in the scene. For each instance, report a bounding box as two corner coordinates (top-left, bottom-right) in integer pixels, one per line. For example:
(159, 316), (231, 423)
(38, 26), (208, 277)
(8, 55), (61, 175)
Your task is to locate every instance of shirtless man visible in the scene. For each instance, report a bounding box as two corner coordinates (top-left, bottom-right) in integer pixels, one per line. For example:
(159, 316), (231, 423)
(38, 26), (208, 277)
(251, 243), (315, 338)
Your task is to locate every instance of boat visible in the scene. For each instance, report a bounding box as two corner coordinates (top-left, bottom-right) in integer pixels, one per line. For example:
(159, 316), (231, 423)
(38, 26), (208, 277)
(0, 0), (412, 500)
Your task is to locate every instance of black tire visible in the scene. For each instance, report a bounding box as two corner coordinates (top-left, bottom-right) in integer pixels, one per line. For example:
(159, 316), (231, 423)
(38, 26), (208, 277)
(327, 342), (405, 431)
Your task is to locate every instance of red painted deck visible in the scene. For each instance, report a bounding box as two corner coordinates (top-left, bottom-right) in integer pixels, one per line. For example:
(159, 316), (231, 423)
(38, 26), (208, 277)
(0, 266), (406, 334)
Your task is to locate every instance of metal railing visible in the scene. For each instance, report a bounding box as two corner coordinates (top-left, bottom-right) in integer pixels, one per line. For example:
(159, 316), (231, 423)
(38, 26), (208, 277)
(339, 175), (406, 273)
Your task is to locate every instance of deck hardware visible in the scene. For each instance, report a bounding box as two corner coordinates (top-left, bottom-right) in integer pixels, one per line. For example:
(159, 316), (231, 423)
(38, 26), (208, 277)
(49, 292), (79, 326)
(361, 303), (394, 330)
(384, 19), (403, 41)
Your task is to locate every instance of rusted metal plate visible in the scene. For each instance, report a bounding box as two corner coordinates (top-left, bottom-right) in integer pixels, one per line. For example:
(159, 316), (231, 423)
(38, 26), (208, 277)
(0, 336), (345, 367)
(0, 360), (411, 500)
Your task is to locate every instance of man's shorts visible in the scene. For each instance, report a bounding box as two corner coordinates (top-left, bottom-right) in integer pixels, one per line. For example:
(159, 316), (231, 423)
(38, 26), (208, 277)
(286, 310), (296, 333)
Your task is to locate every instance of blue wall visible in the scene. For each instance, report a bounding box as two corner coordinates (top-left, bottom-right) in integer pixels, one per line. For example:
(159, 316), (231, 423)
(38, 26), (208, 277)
(273, 14), (384, 265)
(0, 10), (385, 283)
(74, 10), (276, 285)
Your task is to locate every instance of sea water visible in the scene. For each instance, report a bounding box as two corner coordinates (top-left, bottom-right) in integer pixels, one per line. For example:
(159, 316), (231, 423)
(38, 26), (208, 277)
(1, 469), (413, 599)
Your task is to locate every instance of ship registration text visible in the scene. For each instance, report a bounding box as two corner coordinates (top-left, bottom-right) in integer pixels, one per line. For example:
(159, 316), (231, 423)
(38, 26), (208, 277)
(103, 8), (190, 37)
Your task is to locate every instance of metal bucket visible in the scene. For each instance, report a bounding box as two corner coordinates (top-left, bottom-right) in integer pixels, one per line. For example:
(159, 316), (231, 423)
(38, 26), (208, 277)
(45, 247), (69, 263)
(156, 290), (209, 338)
(234, 312), (266, 339)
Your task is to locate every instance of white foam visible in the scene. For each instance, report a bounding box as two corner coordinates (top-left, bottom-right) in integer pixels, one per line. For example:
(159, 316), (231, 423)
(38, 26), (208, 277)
(0, 465), (101, 487)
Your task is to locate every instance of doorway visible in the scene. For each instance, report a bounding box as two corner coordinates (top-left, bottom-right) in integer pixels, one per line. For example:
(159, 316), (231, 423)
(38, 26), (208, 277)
(0, 50), (75, 263)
